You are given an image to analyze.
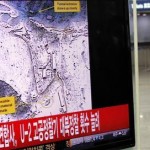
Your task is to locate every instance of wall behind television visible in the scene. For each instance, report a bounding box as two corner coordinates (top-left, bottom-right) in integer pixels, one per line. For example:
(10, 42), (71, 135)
(130, 15), (150, 43)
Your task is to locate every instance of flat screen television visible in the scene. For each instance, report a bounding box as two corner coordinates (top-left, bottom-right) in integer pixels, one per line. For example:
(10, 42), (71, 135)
(0, 0), (135, 150)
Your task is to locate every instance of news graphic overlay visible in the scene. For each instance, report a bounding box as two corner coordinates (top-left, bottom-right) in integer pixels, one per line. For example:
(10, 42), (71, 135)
(0, 105), (129, 150)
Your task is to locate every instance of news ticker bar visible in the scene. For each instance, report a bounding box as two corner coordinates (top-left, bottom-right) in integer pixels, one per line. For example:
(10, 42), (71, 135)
(19, 129), (130, 150)
(0, 104), (129, 150)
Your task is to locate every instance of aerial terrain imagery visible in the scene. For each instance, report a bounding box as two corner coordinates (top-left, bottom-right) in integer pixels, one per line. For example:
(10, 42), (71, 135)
(0, 0), (91, 131)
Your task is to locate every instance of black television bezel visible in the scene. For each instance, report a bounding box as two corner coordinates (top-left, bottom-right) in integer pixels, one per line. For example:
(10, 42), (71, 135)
(86, 0), (135, 149)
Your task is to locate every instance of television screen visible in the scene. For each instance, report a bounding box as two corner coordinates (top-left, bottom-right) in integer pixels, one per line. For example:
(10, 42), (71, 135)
(0, 0), (135, 150)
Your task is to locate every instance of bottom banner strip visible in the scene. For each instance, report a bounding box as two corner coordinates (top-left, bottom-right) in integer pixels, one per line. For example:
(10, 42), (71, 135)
(0, 104), (129, 149)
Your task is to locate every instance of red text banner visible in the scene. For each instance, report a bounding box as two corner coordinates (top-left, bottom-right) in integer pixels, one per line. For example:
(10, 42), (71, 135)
(0, 104), (129, 149)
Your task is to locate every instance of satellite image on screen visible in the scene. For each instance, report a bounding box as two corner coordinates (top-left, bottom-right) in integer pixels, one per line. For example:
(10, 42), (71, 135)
(0, 1), (91, 122)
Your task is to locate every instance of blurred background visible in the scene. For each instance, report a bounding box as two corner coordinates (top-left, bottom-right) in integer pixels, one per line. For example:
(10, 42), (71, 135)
(129, 0), (150, 149)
